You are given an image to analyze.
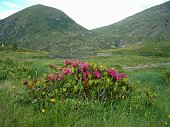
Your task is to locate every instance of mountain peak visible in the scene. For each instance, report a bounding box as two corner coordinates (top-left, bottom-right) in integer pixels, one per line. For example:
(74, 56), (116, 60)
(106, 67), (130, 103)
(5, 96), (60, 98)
(0, 4), (89, 52)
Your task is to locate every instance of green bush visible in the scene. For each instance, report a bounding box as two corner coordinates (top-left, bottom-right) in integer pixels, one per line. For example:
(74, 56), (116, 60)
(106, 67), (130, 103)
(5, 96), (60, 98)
(161, 72), (170, 85)
(129, 81), (157, 111)
(0, 58), (31, 80)
(23, 60), (131, 111)
(0, 58), (47, 80)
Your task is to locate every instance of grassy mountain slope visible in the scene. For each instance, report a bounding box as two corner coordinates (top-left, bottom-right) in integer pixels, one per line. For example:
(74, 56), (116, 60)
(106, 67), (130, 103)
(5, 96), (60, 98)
(0, 4), (100, 57)
(93, 1), (170, 45)
(1, 2), (170, 57)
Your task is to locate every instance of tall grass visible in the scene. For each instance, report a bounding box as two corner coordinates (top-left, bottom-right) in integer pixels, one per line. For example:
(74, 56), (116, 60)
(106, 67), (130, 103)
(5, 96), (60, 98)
(1, 65), (169, 127)
(0, 48), (170, 127)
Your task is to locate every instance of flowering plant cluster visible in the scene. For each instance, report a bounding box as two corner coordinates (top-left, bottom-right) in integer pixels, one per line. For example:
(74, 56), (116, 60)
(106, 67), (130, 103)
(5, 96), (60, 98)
(23, 60), (131, 111)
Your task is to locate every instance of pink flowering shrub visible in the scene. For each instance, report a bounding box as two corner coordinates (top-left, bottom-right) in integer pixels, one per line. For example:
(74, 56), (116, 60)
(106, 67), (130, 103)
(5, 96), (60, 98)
(23, 60), (131, 110)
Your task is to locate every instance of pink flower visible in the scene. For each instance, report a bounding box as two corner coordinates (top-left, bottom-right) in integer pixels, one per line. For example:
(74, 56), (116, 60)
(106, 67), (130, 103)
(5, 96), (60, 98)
(62, 68), (71, 75)
(64, 59), (71, 65)
(47, 75), (51, 80)
(116, 73), (122, 81)
(72, 59), (79, 68)
(47, 73), (57, 81)
(23, 80), (28, 85)
(108, 68), (117, 77)
(121, 73), (127, 78)
(83, 70), (90, 80)
(80, 62), (88, 71)
(94, 71), (101, 78)
(57, 73), (64, 79)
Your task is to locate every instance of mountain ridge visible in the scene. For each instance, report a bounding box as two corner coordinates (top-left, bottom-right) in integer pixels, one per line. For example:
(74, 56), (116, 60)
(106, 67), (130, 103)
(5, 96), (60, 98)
(0, 2), (170, 57)
(93, 1), (170, 45)
(0, 4), (96, 57)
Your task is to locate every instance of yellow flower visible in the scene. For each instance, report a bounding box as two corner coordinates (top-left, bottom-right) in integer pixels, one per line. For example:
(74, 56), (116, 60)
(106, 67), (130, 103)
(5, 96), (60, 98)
(168, 114), (170, 119)
(12, 86), (16, 89)
(36, 88), (40, 92)
(50, 98), (56, 103)
(41, 108), (45, 113)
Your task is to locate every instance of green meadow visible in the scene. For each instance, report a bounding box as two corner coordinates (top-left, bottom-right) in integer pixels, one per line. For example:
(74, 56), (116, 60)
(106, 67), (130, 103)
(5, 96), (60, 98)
(0, 42), (170, 127)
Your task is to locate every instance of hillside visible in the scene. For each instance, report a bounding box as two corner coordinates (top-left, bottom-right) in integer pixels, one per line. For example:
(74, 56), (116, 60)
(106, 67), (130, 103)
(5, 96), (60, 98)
(0, 4), (99, 57)
(1, 2), (170, 57)
(93, 1), (170, 46)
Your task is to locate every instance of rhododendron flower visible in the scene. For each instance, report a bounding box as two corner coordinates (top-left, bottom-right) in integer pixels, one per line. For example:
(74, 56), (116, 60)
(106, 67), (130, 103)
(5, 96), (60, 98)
(72, 59), (79, 68)
(108, 68), (117, 77)
(23, 80), (28, 85)
(83, 70), (90, 80)
(47, 74), (51, 80)
(64, 59), (71, 65)
(47, 73), (57, 81)
(62, 68), (71, 75)
(94, 71), (101, 78)
(80, 62), (88, 71)
(121, 73), (127, 78)
(57, 73), (64, 79)
(116, 73), (122, 81)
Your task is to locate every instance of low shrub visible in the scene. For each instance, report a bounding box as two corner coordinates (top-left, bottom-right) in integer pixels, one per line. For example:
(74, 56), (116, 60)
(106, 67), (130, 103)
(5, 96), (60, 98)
(0, 58), (48, 80)
(161, 72), (170, 85)
(0, 58), (27, 80)
(23, 60), (131, 111)
(129, 81), (157, 112)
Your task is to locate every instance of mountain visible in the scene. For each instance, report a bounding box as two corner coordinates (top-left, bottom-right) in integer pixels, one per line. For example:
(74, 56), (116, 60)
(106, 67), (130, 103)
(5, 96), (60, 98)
(1, 2), (170, 57)
(93, 1), (170, 46)
(0, 4), (98, 57)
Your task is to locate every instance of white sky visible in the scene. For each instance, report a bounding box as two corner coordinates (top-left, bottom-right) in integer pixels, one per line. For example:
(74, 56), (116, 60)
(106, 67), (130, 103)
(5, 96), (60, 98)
(0, 0), (169, 29)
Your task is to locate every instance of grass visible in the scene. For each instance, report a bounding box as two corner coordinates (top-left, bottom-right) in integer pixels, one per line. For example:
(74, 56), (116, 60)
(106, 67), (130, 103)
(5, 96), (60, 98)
(1, 76), (169, 127)
(0, 46), (170, 127)
(90, 41), (170, 66)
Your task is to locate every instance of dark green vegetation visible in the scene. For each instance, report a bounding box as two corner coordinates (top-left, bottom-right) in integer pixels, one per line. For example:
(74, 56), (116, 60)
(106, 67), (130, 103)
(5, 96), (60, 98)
(0, 5), (97, 57)
(94, 1), (170, 46)
(0, 4), (116, 58)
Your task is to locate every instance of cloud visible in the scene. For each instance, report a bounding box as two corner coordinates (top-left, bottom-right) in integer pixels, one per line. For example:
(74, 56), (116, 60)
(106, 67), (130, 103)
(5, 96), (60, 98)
(0, 1), (20, 19)
(0, 10), (18, 19)
(1, 1), (19, 8)
(22, 0), (168, 29)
